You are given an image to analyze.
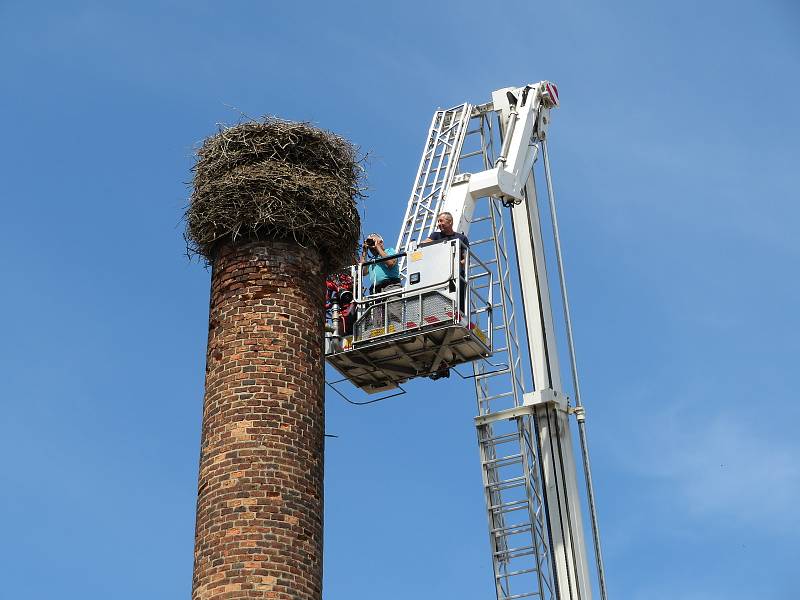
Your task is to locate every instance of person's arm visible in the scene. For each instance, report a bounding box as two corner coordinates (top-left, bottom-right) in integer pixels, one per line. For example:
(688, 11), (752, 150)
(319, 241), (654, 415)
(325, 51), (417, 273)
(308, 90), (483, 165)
(420, 231), (439, 246)
(375, 240), (397, 268)
(459, 234), (470, 267)
(359, 241), (370, 276)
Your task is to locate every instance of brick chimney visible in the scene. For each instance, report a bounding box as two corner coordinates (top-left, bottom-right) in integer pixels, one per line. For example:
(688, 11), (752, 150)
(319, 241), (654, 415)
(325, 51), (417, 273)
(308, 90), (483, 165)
(186, 120), (361, 600)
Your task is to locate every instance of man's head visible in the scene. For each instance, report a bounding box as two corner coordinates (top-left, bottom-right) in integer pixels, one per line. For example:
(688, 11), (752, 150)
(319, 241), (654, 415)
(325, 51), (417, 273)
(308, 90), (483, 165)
(436, 212), (454, 235)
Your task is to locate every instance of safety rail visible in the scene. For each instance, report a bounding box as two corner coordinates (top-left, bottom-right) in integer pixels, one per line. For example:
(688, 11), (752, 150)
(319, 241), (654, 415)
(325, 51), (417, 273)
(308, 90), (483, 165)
(325, 239), (494, 355)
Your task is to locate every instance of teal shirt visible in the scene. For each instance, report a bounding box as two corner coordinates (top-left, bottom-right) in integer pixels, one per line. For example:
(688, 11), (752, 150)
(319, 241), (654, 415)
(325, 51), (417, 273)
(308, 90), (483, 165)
(368, 247), (400, 288)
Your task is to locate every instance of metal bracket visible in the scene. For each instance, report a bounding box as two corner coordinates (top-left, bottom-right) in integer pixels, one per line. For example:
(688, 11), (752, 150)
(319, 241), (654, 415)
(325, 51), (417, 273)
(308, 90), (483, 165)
(522, 388), (570, 412)
(472, 101), (494, 116)
(474, 403), (535, 426)
(570, 405), (586, 423)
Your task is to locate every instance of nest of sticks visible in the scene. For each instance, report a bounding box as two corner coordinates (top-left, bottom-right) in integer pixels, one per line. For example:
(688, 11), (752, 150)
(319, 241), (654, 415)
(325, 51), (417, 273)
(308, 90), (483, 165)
(186, 118), (364, 271)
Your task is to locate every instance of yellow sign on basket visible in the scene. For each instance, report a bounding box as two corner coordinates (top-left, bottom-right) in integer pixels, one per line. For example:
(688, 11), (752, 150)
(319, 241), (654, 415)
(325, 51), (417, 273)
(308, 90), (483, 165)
(368, 325), (396, 339)
(411, 251), (423, 262)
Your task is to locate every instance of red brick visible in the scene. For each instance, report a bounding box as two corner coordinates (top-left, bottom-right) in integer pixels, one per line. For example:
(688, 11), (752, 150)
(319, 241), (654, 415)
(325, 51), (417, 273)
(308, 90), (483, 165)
(193, 241), (325, 600)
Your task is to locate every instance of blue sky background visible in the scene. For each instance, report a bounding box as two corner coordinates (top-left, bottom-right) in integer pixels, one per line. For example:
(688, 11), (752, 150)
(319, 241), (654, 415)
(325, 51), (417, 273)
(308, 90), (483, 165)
(1, 1), (798, 598)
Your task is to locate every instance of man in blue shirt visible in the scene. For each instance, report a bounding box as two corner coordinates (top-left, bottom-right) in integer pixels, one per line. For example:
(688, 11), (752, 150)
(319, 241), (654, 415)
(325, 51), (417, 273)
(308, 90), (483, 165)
(424, 211), (470, 251)
(422, 212), (470, 381)
(360, 233), (400, 294)
(423, 211), (470, 307)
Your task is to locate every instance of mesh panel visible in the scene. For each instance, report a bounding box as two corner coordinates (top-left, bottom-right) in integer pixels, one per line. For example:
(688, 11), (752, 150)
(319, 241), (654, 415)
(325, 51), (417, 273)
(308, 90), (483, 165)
(387, 298), (404, 331)
(352, 290), (456, 343)
(405, 296), (421, 327)
(421, 291), (454, 324)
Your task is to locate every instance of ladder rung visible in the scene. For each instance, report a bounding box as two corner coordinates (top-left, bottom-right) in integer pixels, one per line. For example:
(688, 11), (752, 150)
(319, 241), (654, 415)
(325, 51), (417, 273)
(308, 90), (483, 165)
(495, 544), (535, 557)
(470, 237), (494, 246)
(459, 149), (484, 159)
(486, 459), (524, 471)
(492, 523), (532, 536)
(479, 431), (518, 444)
(496, 567), (539, 579)
(500, 592), (539, 600)
(489, 499), (529, 514)
(486, 476), (526, 491)
(482, 391), (514, 402)
(495, 545), (535, 559)
(483, 453), (523, 467)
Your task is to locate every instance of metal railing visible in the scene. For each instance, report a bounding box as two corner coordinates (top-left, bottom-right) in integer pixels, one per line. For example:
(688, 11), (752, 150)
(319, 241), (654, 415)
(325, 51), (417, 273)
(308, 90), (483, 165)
(326, 240), (493, 351)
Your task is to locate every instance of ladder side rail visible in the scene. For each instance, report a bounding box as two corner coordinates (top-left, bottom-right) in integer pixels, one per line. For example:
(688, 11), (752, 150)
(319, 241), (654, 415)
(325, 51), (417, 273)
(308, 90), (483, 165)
(466, 118), (525, 596)
(494, 205), (527, 399)
(479, 422), (512, 600)
(477, 412), (554, 600)
(416, 113), (460, 240)
(487, 200), (525, 411)
(397, 110), (444, 253)
(438, 105), (475, 234)
(400, 104), (471, 250)
(468, 113), (526, 414)
(470, 113), (516, 417)
(397, 111), (445, 256)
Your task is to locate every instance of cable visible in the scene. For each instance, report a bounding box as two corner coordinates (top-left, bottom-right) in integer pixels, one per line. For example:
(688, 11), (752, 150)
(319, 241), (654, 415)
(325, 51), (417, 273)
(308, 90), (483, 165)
(325, 379), (407, 406)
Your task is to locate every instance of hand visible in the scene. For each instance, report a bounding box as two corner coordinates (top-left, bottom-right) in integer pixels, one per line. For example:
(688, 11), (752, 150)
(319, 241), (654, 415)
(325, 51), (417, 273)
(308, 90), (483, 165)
(376, 239), (385, 253)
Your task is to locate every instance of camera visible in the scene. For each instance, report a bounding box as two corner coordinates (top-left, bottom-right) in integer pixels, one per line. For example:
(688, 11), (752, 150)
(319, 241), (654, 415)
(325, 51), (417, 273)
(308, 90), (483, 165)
(365, 238), (376, 247)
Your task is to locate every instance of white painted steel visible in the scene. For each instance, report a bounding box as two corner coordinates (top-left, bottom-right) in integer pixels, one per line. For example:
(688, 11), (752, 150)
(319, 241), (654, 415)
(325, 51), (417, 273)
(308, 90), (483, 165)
(541, 141), (608, 600)
(327, 81), (607, 600)
(396, 104), (473, 277)
(443, 82), (601, 600)
(456, 105), (555, 600)
(510, 171), (562, 393)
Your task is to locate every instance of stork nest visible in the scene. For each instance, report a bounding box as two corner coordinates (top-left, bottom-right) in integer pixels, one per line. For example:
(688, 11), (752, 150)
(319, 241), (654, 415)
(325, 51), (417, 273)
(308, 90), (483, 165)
(186, 118), (364, 271)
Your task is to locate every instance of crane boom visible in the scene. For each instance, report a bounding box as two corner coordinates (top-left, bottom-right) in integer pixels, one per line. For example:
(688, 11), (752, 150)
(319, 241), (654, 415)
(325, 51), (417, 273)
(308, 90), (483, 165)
(419, 81), (605, 599)
(324, 81), (607, 600)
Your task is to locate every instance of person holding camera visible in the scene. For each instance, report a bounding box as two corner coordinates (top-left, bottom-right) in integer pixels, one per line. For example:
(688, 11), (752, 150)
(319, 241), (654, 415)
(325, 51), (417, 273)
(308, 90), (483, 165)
(360, 233), (401, 294)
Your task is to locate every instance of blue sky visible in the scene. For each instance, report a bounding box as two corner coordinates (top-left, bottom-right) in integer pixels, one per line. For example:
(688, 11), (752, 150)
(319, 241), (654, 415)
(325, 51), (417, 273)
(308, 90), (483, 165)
(1, 1), (798, 598)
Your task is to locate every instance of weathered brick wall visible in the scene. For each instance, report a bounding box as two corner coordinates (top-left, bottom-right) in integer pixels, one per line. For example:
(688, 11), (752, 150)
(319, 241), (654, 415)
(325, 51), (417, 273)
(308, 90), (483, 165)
(193, 240), (325, 600)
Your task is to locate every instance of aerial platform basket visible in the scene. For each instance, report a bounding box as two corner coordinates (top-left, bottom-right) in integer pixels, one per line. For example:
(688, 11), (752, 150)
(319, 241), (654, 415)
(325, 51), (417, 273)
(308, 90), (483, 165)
(325, 240), (493, 394)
